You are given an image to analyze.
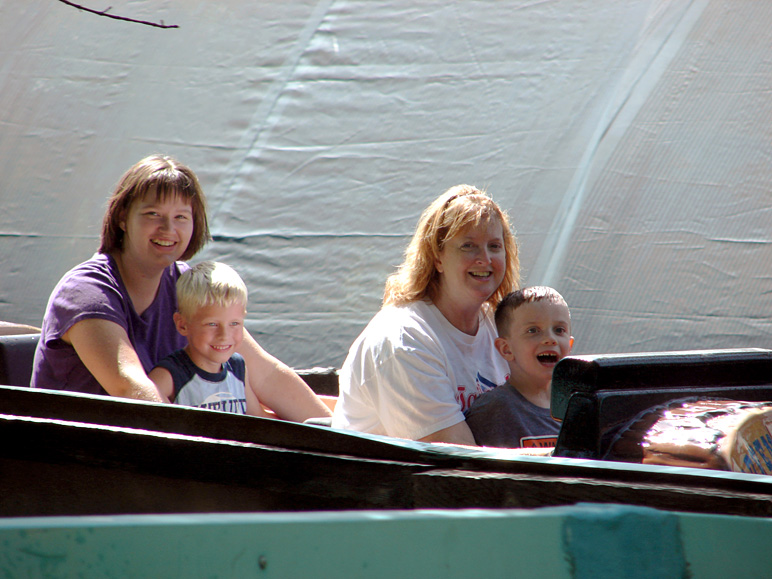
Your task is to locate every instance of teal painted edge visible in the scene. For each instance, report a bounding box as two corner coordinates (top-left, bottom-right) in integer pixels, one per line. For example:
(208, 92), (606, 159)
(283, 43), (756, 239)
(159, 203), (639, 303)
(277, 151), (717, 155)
(2, 504), (772, 578)
(679, 511), (772, 579)
(0, 507), (569, 579)
(563, 504), (687, 579)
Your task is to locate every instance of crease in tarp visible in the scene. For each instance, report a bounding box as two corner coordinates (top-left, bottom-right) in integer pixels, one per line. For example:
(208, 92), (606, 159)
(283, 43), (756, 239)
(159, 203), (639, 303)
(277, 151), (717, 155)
(208, 0), (337, 225)
(530, 0), (710, 287)
(212, 232), (410, 242)
(573, 309), (765, 321)
(0, 232), (96, 240)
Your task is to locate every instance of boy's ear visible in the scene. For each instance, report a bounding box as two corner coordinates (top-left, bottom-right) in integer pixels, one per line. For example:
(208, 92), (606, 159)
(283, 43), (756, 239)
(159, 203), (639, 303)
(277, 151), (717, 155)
(494, 336), (514, 361)
(173, 312), (189, 336)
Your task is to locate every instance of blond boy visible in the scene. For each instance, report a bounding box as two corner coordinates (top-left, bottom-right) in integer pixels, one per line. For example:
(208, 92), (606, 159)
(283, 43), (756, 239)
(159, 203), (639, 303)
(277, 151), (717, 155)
(149, 261), (271, 417)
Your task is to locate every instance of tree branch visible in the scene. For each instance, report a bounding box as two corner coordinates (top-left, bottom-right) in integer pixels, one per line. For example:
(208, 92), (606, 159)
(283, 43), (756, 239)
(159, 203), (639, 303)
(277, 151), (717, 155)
(57, 0), (179, 29)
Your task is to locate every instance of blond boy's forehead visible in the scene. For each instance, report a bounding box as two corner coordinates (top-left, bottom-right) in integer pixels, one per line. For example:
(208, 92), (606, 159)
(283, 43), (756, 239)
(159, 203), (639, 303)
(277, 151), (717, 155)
(202, 296), (247, 311)
(185, 299), (247, 318)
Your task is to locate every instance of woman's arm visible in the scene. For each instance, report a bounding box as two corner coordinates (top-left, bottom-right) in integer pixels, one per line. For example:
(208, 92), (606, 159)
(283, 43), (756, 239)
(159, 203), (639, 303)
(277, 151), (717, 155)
(418, 420), (477, 446)
(65, 318), (167, 402)
(340, 335), (474, 441)
(237, 330), (332, 421)
(147, 366), (175, 401)
(243, 365), (275, 418)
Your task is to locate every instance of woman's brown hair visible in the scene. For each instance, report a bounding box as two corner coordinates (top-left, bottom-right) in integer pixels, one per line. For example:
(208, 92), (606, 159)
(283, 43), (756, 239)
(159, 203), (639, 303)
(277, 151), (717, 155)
(99, 155), (210, 261)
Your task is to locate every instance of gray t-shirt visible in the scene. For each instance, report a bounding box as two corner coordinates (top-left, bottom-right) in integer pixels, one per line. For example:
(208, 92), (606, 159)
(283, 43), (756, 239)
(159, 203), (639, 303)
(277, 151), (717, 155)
(465, 383), (560, 448)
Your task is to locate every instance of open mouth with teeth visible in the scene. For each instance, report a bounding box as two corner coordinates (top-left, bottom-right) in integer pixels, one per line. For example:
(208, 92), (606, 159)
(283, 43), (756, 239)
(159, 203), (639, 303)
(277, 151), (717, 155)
(469, 272), (492, 279)
(152, 239), (176, 247)
(537, 352), (559, 365)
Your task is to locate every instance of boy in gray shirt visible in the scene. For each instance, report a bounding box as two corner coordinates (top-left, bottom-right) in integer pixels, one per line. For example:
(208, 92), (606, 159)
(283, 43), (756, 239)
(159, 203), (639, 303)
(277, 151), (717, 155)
(465, 287), (573, 448)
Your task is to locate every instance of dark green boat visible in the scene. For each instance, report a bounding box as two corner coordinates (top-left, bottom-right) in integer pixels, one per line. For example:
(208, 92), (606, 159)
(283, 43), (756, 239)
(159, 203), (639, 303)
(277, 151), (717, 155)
(2, 335), (772, 577)
(1, 334), (772, 520)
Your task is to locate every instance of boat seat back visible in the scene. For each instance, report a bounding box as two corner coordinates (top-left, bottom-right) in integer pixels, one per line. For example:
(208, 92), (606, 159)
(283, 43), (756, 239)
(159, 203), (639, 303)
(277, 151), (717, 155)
(551, 348), (772, 459)
(0, 333), (40, 387)
(295, 367), (339, 396)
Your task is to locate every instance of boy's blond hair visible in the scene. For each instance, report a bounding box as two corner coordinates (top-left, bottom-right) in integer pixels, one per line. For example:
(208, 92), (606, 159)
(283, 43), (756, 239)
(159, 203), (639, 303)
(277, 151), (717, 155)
(495, 286), (569, 336)
(176, 261), (248, 319)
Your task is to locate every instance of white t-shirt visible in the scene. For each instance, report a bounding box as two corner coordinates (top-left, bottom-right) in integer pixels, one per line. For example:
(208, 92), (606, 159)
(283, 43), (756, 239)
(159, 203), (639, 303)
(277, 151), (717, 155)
(332, 300), (509, 440)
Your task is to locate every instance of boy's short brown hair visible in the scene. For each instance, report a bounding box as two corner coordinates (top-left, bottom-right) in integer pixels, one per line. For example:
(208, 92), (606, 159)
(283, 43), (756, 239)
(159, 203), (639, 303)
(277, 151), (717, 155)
(495, 286), (569, 336)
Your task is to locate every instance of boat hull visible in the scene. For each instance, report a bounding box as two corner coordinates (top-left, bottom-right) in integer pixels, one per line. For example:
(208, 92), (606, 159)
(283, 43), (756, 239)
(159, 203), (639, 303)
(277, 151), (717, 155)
(1, 385), (772, 518)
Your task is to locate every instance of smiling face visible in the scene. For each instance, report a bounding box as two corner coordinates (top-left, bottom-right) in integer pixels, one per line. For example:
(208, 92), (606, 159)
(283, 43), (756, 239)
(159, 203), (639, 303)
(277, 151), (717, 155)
(119, 190), (194, 273)
(435, 217), (506, 320)
(174, 301), (246, 373)
(496, 299), (573, 392)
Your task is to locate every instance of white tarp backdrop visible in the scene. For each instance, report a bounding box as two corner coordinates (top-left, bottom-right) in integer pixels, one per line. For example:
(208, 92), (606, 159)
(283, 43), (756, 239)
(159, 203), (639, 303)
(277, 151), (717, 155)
(1, 0), (771, 370)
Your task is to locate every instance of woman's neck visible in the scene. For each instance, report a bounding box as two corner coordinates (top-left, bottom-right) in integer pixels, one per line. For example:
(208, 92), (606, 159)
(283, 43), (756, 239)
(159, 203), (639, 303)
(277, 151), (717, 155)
(112, 251), (165, 316)
(432, 293), (481, 335)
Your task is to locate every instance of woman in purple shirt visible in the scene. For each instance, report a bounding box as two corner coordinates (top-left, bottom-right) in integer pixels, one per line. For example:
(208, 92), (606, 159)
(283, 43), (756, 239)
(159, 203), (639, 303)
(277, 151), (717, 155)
(32, 155), (330, 421)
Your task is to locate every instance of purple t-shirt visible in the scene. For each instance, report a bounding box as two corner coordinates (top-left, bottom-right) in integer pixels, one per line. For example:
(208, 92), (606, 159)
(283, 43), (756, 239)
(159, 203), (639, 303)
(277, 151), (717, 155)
(31, 253), (189, 395)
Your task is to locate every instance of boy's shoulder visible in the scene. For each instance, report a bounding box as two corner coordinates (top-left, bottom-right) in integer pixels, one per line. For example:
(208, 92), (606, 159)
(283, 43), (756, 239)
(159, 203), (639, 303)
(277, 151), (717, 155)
(155, 349), (205, 373)
(469, 381), (541, 415)
(224, 352), (245, 375)
(482, 381), (518, 401)
(467, 382), (518, 414)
